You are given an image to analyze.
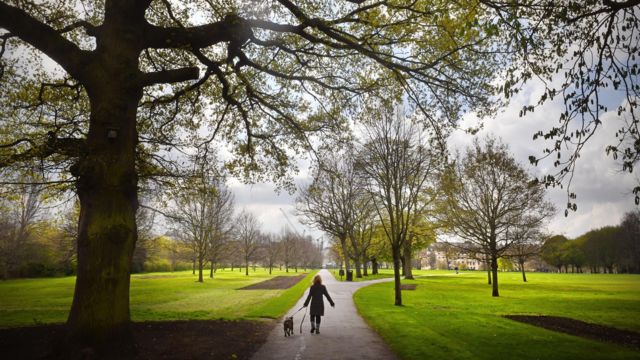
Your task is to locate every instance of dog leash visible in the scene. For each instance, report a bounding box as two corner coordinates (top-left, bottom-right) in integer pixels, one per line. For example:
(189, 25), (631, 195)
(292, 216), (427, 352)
(299, 305), (308, 334)
(292, 305), (305, 315)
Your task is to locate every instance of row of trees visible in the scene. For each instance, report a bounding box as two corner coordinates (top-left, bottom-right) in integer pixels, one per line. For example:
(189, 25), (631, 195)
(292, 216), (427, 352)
(541, 210), (640, 274)
(298, 107), (439, 306)
(167, 158), (322, 282)
(299, 105), (554, 301)
(0, 170), (322, 281)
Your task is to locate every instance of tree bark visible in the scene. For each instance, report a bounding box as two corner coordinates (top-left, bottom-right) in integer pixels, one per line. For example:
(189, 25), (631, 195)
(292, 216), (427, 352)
(67, 58), (143, 351)
(362, 255), (368, 276)
(403, 241), (414, 280)
(520, 259), (527, 282)
(354, 257), (362, 278)
(491, 253), (499, 297)
(371, 257), (379, 275)
(392, 246), (403, 306)
(245, 256), (249, 276)
(339, 235), (351, 272)
(197, 257), (204, 283)
(210, 261), (214, 279)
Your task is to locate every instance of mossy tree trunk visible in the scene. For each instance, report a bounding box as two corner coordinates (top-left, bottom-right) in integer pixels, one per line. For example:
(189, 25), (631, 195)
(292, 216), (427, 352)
(68, 39), (143, 351)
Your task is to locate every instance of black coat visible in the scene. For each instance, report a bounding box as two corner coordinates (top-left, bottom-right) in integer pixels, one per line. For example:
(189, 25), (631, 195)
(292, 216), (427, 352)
(303, 283), (334, 316)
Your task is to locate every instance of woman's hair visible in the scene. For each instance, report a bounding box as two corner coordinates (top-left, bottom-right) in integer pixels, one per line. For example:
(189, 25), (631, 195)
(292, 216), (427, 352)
(313, 274), (322, 285)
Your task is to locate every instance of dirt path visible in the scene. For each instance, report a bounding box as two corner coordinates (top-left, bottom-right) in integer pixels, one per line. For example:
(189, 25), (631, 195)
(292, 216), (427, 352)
(250, 269), (398, 360)
(240, 274), (307, 290)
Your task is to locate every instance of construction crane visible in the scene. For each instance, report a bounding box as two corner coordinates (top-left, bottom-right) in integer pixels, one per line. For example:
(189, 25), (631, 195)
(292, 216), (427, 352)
(279, 207), (304, 237)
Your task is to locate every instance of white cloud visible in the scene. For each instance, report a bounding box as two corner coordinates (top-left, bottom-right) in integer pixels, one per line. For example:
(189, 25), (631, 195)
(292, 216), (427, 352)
(448, 82), (637, 238)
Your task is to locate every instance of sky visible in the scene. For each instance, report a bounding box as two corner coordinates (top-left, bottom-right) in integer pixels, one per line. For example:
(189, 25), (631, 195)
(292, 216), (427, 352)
(230, 80), (639, 241)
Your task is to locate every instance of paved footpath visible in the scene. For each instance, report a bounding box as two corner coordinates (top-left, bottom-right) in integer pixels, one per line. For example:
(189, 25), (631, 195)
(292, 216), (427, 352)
(251, 269), (399, 360)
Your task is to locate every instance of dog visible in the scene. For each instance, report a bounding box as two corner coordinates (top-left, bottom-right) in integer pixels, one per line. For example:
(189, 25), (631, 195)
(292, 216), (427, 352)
(283, 316), (294, 337)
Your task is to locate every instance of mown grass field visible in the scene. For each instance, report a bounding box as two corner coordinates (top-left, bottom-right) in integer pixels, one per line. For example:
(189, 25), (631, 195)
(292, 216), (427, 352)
(0, 268), (315, 328)
(354, 270), (640, 360)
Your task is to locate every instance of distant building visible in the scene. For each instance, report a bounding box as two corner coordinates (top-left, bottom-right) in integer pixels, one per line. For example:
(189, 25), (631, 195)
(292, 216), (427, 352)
(417, 243), (485, 270)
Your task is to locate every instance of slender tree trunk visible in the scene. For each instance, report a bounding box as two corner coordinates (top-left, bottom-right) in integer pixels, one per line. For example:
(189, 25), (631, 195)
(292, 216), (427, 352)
(210, 261), (214, 279)
(192, 258), (196, 275)
(67, 62), (143, 352)
(392, 246), (403, 306)
(520, 259), (527, 282)
(372, 257), (379, 275)
(339, 235), (351, 272)
(354, 257), (362, 278)
(362, 255), (368, 276)
(403, 241), (414, 280)
(197, 257), (203, 283)
(491, 253), (499, 297)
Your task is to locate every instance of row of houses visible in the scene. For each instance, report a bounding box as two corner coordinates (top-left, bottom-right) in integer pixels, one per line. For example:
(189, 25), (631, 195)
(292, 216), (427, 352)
(416, 243), (545, 271)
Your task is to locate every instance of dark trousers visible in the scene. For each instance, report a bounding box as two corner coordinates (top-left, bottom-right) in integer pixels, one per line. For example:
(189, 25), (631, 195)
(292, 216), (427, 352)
(310, 315), (321, 324)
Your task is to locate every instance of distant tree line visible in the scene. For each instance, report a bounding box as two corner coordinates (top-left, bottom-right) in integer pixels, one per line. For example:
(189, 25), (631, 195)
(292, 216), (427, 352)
(541, 210), (640, 274)
(0, 168), (322, 280)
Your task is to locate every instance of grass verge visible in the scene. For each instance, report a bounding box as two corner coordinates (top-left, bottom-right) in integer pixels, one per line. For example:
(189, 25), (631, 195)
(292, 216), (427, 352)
(354, 271), (640, 360)
(0, 268), (314, 327)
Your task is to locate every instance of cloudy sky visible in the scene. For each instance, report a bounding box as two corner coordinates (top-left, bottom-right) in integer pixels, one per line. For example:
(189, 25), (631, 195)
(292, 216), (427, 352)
(229, 80), (638, 240)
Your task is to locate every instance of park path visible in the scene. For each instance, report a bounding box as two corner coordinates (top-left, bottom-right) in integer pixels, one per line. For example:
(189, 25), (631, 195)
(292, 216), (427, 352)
(251, 269), (399, 360)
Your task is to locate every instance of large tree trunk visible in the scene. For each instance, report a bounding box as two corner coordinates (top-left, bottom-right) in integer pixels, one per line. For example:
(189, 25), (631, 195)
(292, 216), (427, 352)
(67, 63), (143, 352)
(491, 253), (499, 297)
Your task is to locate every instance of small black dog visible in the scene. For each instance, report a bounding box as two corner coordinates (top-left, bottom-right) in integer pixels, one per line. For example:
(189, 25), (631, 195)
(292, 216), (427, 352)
(283, 316), (294, 337)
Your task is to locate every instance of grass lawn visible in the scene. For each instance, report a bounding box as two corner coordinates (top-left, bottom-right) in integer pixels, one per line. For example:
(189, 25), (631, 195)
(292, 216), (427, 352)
(0, 268), (316, 328)
(354, 271), (640, 360)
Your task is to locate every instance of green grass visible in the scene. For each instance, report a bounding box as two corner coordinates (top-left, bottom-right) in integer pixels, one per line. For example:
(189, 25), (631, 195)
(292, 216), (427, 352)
(354, 271), (640, 360)
(0, 268), (316, 328)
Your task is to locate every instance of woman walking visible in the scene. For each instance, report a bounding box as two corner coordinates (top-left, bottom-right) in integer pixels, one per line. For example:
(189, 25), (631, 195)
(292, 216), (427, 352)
(303, 274), (335, 334)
